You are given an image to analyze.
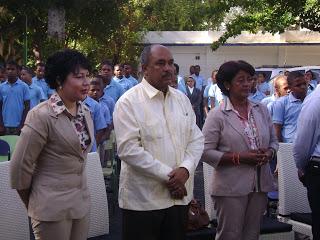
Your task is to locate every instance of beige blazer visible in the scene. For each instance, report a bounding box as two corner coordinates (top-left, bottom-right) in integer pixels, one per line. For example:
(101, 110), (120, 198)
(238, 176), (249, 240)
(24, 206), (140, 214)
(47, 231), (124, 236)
(10, 100), (94, 221)
(202, 100), (278, 196)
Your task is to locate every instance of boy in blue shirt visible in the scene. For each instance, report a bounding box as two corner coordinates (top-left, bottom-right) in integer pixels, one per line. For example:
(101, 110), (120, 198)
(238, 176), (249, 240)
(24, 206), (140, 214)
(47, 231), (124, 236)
(88, 77), (113, 166)
(32, 62), (54, 99)
(248, 74), (266, 103)
(88, 77), (112, 129)
(20, 66), (45, 109)
(99, 60), (125, 102)
(83, 95), (107, 152)
(0, 61), (30, 135)
(273, 71), (307, 143)
(257, 72), (271, 96)
(123, 63), (139, 86)
(113, 64), (133, 92)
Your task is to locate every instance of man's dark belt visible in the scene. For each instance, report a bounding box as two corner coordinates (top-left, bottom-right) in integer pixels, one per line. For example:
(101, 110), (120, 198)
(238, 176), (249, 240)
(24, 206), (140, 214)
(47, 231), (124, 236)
(307, 156), (320, 174)
(310, 156), (320, 162)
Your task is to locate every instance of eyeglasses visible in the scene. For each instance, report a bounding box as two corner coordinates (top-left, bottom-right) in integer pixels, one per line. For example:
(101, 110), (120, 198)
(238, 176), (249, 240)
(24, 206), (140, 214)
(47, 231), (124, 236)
(233, 77), (255, 85)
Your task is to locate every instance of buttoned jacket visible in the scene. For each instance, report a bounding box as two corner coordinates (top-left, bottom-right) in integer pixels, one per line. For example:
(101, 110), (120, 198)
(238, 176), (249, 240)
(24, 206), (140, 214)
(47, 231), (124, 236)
(10, 100), (94, 221)
(202, 99), (278, 196)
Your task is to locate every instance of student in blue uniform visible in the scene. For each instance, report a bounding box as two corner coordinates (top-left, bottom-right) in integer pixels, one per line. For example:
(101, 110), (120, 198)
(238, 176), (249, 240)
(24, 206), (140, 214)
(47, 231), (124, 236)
(20, 66), (45, 109)
(88, 77), (113, 166)
(83, 96), (107, 152)
(99, 60), (124, 102)
(113, 64), (133, 92)
(0, 60), (30, 135)
(123, 63), (139, 86)
(248, 74), (266, 103)
(273, 71), (307, 143)
(32, 62), (54, 99)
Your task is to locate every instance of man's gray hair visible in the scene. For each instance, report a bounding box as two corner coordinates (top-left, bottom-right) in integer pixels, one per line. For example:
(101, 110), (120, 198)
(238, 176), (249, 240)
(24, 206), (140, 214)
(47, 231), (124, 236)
(140, 45), (153, 65)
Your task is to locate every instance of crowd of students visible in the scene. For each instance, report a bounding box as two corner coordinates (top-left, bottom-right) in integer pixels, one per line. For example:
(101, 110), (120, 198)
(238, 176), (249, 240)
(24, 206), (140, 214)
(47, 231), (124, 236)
(1, 58), (317, 157)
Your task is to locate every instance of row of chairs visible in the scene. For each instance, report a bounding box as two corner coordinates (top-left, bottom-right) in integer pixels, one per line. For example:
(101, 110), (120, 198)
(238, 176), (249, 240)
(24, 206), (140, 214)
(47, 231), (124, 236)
(202, 143), (312, 239)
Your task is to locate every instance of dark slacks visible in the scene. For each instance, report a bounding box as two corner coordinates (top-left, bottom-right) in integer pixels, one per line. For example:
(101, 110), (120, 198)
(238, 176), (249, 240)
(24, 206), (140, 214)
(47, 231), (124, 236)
(306, 161), (320, 240)
(122, 205), (188, 240)
(4, 127), (20, 135)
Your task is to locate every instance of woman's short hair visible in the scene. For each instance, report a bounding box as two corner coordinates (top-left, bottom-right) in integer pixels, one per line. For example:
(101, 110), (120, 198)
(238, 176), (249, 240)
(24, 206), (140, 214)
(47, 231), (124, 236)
(45, 49), (91, 90)
(216, 60), (255, 96)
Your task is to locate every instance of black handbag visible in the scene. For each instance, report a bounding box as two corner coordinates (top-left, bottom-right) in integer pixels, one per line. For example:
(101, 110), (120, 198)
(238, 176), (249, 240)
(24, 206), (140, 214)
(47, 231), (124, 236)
(187, 199), (210, 231)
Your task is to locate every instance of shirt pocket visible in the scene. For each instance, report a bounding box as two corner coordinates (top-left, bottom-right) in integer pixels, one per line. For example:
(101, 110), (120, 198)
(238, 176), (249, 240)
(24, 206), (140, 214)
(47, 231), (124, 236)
(140, 119), (164, 142)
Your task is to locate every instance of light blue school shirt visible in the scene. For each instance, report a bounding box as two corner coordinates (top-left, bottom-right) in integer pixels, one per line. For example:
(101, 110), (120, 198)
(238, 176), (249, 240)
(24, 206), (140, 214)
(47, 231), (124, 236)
(100, 95), (115, 120)
(208, 83), (224, 107)
(103, 79), (125, 102)
(294, 87), (320, 170)
(0, 79), (30, 127)
(203, 83), (211, 107)
(261, 94), (277, 116)
(272, 93), (303, 143)
(28, 83), (45, 109)
(83, 96), (107, 152)
(99, 101), (111, 126)
(258, 82), (270, 95)
(113, 76), (133, 92)
(32, 77), (54, 99)
(306, 81), (317, 95)
(192, 74), (207, 90)
(126, 75), (139, 86)
(177, 75), (187, 94)
(248, 90), (266, 103)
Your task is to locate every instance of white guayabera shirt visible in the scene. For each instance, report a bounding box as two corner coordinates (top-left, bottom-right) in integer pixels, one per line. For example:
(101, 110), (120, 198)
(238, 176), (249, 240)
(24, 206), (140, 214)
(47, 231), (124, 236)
(113, 78), (204, 211)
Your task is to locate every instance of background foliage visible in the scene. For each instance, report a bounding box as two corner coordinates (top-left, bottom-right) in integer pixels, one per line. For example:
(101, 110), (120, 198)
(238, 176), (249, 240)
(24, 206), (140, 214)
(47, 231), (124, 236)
(0, 0), (319, 68)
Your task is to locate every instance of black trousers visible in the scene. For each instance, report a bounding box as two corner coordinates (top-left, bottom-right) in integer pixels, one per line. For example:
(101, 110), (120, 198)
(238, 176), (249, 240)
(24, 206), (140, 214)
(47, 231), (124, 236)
(305, 161), (320, 240)
(4, 127), (20, 135)
(122, 205), (188, 240)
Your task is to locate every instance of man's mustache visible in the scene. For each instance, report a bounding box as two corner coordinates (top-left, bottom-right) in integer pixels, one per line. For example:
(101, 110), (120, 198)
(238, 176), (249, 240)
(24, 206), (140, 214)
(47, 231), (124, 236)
(162, 72), (172, 78)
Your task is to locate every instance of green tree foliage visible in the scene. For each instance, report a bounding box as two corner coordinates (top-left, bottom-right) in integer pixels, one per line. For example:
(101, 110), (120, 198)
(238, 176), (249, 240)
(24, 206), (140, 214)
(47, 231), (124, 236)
(0, 0), (211, 67)
(1, 0), (320, 66)
(131, 0), (208, 31)
(208, 0), (320, 50)
(0, 0), (137, 67)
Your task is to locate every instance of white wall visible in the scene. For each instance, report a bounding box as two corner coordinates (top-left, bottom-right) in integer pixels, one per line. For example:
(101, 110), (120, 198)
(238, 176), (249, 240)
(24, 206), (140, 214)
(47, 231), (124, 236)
(167, 45), (320, 79)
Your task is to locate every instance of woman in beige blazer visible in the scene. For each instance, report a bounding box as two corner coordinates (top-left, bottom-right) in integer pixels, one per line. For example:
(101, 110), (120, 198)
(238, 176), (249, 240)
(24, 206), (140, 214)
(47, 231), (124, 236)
(10, 49), (94, 240)
(202, 60), (278, 240)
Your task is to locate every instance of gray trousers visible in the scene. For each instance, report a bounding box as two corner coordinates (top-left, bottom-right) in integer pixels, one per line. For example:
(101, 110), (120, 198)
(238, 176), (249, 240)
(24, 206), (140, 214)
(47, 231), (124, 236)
(213, 192), (267, 240)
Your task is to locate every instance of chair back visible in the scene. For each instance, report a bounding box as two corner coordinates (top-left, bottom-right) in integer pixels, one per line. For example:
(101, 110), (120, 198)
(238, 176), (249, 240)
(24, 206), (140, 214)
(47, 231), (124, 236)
(86, 152), (109, 238)
(0, 139), (10, 161)
(0, 161), (30, 239)
(203, 162), (216, 221)
(277, 143), (311, 215)
(0, 135), (19, 155)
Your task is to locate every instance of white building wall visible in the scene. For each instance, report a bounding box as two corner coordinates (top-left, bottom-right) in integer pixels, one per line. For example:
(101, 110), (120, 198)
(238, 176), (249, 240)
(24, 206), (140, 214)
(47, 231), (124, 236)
(167, 45), (320, 79)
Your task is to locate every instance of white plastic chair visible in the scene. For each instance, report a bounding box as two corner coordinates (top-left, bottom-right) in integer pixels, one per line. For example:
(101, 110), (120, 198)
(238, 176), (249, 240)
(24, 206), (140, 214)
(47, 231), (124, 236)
(203, 162), (294, 240)
(277, 143), (312, 238)
(0, 161), (30, 239)
(86, 152), (109, 238)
